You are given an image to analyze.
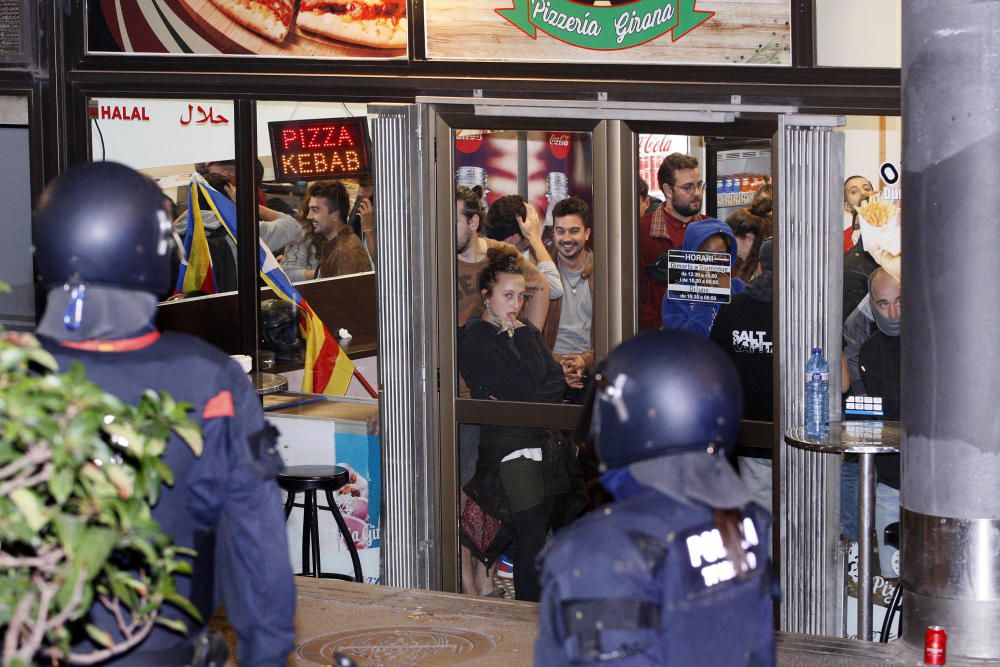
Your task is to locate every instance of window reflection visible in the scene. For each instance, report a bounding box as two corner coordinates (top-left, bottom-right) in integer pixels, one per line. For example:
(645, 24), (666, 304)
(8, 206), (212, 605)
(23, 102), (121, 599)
(88, 97), (238, 302)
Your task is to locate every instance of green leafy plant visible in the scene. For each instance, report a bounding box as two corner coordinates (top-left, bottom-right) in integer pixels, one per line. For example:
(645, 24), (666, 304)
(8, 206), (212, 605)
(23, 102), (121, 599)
(0, 329), (203, 666)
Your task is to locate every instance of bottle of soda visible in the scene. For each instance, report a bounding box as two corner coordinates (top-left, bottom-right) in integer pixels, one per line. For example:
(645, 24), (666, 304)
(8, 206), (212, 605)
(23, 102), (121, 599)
(805, 347), (830, 439)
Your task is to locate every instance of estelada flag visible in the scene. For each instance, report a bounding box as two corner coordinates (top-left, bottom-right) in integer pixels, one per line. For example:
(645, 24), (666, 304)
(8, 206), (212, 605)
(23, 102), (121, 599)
(258, 243), (355, 395)
(174, 180), (218, 295)
(180, 175), (355, 395)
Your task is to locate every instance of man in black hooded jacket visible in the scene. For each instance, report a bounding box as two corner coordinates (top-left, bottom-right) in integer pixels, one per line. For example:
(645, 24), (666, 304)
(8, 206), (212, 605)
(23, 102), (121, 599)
(710, 238), (774, 512)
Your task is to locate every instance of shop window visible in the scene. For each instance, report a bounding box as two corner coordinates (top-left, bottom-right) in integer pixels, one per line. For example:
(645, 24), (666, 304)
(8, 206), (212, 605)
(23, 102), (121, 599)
(0, 108), (32, 330)
(254, 100), (377, 394)
(89, 97), (238, 301)
(254, 101), (382, 583)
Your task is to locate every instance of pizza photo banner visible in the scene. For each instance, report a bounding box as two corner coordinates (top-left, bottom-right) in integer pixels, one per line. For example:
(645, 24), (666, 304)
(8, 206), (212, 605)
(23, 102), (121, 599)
(87, 0), (407, 59)
(424, 0), (791, 65)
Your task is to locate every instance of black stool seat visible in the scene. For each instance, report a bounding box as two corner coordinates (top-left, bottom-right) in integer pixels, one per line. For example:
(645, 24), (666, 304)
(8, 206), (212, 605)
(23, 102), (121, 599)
(278, 465), (350, 491)
(278, 465), (363, 583)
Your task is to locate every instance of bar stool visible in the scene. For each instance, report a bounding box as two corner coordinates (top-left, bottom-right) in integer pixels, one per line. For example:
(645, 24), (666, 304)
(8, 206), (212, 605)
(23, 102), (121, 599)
(278, 465), (364, 582)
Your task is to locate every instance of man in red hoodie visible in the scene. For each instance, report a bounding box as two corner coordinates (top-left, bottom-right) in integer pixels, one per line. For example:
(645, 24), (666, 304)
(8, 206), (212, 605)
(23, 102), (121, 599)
(638, 153), (707, 331)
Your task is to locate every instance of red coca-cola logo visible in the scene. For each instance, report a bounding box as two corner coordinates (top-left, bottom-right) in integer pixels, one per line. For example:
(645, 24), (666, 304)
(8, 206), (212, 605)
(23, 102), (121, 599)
(639, 134), (674, 154)
(548, 133), (571, 160)
(455, 132), (484, 155)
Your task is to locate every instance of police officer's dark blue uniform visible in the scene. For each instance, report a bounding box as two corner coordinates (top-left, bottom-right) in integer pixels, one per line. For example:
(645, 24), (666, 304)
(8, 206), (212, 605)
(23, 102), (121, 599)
(535, 331), (778, 665)
(32, 162), (296, 666)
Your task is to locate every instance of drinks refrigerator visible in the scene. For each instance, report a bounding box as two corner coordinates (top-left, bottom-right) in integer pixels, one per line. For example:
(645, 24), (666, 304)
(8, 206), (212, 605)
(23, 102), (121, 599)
(704, 137), (772, 220)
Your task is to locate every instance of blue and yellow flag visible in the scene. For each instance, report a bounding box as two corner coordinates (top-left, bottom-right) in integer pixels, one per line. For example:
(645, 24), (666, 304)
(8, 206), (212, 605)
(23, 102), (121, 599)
(177, 175), (355, 395)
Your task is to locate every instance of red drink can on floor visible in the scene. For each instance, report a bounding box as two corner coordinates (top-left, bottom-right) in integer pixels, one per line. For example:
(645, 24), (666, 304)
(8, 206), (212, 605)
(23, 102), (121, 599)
(924, 626), (947, 665)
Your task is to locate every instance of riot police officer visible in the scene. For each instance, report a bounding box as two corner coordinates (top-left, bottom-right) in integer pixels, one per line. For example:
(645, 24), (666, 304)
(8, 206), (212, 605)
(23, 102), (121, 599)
(535, 330), (778, 665)
(32, 162), (296, 666)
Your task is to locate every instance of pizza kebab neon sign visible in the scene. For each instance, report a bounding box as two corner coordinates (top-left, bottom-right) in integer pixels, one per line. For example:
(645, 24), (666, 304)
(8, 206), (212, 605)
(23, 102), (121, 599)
(268, 117), (371, 181)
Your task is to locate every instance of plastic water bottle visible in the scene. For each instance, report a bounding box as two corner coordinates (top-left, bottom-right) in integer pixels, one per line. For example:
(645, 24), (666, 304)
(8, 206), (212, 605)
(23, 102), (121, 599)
(805, 347), (830, 439)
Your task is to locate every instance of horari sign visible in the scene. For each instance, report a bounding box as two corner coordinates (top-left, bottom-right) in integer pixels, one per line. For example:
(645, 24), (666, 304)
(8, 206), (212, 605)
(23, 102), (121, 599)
(666, 249), (732, 304)
(496, 0), (714, 50)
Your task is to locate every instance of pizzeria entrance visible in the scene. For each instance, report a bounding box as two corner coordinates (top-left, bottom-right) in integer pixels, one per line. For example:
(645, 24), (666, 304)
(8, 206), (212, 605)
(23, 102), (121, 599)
(400, 99), (850, 634)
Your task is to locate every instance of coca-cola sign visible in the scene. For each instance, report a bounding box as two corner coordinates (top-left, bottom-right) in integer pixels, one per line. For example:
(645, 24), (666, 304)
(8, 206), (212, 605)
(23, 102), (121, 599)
(639, 134), (681, 155)
(548, 132), (572, 160)
(455, 132), (484, 155)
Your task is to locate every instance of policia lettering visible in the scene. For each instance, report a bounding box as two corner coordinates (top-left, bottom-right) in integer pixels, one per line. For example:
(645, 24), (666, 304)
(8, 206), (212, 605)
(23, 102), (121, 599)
(497, 0), (714, 50)
(685, 517), (761, 587)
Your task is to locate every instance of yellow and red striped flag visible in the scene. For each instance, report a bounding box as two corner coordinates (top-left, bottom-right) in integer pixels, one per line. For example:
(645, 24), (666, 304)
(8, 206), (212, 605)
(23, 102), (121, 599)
(184, 174), (356, 395)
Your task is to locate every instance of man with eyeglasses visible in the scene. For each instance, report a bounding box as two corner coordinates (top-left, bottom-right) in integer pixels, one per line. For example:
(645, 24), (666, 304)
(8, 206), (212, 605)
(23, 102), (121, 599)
(638, 152), (707, 331)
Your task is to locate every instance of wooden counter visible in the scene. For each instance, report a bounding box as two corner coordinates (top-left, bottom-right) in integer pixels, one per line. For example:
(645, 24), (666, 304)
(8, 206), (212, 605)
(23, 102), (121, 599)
(264, 393), (378, 421)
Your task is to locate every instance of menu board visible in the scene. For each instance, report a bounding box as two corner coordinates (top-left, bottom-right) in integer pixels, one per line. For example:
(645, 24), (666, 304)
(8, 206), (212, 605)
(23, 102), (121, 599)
(424, 0), (791, 65)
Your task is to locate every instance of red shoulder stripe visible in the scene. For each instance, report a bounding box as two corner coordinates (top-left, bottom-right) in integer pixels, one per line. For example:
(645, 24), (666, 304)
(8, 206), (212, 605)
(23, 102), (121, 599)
(202, 390), (235, 419)
(60, 331), (161, 352)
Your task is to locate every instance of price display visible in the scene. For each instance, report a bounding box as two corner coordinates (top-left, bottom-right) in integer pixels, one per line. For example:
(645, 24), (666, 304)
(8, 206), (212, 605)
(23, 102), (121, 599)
(268, 117), (371, 181)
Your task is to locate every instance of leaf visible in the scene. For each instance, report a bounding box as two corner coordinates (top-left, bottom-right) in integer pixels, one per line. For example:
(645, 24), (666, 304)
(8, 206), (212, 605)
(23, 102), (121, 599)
(172, 422), (203, 457)
(105, 463), (135, 499)
(85, 623), (114, 648)
(55, 565), (84, 617)
(48, 467), (75, 504)
(164, 592), (202, 622)
(155, 615), (189, 635)
(25, 346), (58, 372)
(120, 576), (149, 598)
(105, 423), (145, 457)
(76, 526), (117, 581)
(10, 488), (50, 531)
(107, 569), (139, 609)
(53, 513), (85, 559)
(172, 561), (193, 576)
(155, 459), (174, 487)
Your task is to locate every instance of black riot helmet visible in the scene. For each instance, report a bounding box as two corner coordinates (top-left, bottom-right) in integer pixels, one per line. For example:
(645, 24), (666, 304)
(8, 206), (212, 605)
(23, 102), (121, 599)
(33, 161), (172, 294)
(590, 330), (743, 468)
(260, 299), (304, 364)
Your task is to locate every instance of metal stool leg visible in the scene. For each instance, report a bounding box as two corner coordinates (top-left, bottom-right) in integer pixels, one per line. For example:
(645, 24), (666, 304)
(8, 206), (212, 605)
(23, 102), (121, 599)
(283, 490), (295, 520)
(880, 584), (904, 642)
(307, 489), (322, 577)
(300, 489), (313, 576)
(325, 489), (364, 583)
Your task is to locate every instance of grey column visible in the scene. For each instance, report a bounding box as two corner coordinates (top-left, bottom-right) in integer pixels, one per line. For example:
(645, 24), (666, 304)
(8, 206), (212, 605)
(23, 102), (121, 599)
(370, 105), (439, 589)
(775, 115), (846, 636)
(901, 2), (1000, 659)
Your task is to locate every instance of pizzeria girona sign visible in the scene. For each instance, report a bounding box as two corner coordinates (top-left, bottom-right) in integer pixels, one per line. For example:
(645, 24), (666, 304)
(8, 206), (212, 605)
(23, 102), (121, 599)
(496, 0), (714, 49)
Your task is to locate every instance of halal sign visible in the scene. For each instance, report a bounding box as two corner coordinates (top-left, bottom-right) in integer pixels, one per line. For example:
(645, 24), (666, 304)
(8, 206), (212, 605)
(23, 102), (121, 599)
(268, 117), (371, 182)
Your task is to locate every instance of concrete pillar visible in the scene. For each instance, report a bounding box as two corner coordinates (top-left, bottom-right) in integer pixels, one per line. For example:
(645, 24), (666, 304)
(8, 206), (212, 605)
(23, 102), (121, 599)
(901, 1), (1000, 659)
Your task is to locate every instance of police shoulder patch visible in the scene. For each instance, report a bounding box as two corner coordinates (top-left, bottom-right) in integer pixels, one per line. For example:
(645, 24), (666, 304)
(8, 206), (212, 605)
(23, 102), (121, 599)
(202, 390), (235, 419)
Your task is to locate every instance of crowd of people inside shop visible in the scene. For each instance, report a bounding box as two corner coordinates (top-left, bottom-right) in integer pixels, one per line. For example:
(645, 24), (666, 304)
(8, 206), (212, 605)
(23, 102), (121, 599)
(449, 153), (777, 664)
(452, 145), (901, 610)
(839, 173), (903, 578)
(166, 158), (377, 299)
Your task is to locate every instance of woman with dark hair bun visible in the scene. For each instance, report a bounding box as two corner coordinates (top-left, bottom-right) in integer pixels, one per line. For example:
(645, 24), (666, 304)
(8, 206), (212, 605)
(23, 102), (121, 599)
(458, 246), (585, 602)
(726, 208), (767, 283)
